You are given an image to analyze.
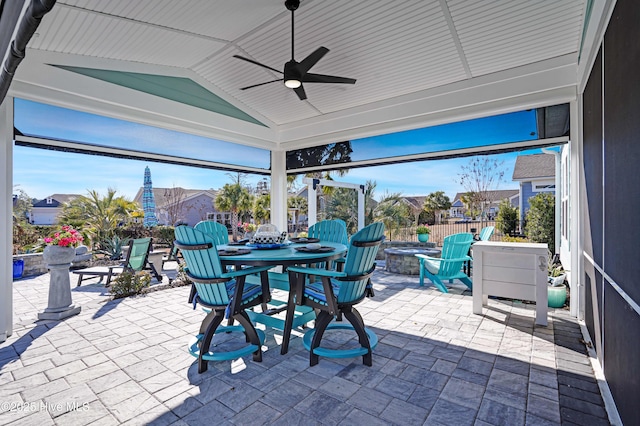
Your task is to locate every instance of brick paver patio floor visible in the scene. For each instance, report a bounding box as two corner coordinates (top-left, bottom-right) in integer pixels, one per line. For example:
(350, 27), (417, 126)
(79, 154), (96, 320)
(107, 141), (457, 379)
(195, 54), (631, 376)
(1, 263), (610, 425)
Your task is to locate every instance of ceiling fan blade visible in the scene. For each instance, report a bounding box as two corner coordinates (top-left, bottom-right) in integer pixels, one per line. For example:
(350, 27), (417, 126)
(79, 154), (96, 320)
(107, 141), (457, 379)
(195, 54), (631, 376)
(293, 85), (307, 100)
(297, 46), (329, 74)
(240, 79), (284, 90)
(302, 73), (356, 84)
(233, 55), (283, 74)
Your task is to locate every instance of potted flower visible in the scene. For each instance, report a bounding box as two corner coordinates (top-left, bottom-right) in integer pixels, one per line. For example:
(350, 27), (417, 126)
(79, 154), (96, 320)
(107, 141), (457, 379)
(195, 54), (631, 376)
(547, 254), (567, 308)
(43, 225), (84, 264)
(239, 222), (257, 239)
(38, 225), (84, 320)
(416, 225), (431, 243)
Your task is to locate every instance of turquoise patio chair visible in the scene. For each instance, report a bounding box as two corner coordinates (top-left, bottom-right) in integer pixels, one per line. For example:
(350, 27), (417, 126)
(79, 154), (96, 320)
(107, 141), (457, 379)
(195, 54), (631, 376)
(287, 222), (384, 366)
(308, 219), (349, 270)
(478, 226), (495, 241)
(174, 226), (272, 373)
(416, 232), (473, 293)
(194, 220), (230, 245)
(307, 219), (349, 246)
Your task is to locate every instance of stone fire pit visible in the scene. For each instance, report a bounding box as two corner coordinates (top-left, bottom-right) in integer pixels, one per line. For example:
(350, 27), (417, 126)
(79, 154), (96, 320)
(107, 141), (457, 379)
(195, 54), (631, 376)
(384, 247), (441, 275)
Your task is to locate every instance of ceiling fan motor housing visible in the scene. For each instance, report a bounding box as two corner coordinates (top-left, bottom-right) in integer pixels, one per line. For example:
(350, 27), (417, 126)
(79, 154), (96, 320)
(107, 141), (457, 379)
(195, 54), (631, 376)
(285, 0), (300, 11)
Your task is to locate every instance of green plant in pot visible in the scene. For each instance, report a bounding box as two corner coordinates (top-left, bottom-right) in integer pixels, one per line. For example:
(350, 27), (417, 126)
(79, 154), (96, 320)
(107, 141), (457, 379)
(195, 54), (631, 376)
(416, 225), (430, 243)
(547, 253), (567, 308)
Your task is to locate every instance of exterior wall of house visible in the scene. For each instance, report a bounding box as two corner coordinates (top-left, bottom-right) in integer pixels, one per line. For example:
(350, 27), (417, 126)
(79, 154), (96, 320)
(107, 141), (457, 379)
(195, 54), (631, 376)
(30, 208), (61, 225)
(581, 0), (640, 423)
(181, 194), (217, 227)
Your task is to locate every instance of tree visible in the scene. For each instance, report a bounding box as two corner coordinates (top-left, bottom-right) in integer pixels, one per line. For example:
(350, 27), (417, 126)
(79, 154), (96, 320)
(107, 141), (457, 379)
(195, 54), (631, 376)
(495, 199), (519, 237)
(423, 191), (451, 224)
(287, 195), (307, 232)
(12, 188), (32, 223)
(163, 186), (186, 226)
(460, 192), (482, 219)
(215, 182), (253, 241)
(253, 193), (271, 224)
(525, 192), (556, 253)
(326, 187), (358, 234)
(364, 180), (377, 226)
(374, 192), (411, 241)
(58, 189), (139, 248)
(457, 156), (505, 224)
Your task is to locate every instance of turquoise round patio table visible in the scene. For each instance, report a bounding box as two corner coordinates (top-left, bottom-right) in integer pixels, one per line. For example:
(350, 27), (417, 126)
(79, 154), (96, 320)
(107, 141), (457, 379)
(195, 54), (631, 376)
(218, 241), (348, 354)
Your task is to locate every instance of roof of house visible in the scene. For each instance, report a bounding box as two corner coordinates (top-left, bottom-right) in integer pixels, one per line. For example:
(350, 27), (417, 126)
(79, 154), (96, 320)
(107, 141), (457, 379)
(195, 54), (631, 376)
(452, 189), (519, 204)
(133, 187), (217, 208)
(401, 196), (426, 211)
(32, 194), (81, 208)
(512, 153), (556, 180)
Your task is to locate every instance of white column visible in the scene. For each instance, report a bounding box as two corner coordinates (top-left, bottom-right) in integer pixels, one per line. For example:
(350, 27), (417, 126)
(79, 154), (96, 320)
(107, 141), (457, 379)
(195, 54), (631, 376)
(270, 149), (288, 233)
(0, 98), (14, 343)
(357, 185), (365, 230)
(307, 181), (317, 228)
(570, 98), (582, 319)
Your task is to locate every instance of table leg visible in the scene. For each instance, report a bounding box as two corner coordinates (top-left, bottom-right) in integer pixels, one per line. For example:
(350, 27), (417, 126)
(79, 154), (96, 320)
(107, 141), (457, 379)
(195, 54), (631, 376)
(281, 270), (299, 355)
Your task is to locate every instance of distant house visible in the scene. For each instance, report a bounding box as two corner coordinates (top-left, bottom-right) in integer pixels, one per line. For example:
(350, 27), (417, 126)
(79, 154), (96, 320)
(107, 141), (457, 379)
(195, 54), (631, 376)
(133, 187), (227, 227)
(449, 190), (519, 220)
(512, 153), (556, 224)
(29, 194), (81, 225)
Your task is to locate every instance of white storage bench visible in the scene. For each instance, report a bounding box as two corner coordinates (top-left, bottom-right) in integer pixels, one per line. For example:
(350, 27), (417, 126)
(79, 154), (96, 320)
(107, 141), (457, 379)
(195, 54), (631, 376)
(472, 241), (549, 326)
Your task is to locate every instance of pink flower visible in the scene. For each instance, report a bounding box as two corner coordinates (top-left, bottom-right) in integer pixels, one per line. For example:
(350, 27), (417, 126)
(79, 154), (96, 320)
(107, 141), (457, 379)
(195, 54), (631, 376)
(44, 225), (83, 247)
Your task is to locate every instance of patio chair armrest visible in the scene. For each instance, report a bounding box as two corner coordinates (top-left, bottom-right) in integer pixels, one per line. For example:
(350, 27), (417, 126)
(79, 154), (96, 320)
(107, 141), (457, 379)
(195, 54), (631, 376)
(436, 256), (472, 264)
(221, 265), (272, 279)
(286, 266), (347, 278)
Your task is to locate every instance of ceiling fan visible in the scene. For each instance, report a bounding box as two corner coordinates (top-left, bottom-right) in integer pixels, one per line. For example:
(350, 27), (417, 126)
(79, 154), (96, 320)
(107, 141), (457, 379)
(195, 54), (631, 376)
(233, 0), (356, 101)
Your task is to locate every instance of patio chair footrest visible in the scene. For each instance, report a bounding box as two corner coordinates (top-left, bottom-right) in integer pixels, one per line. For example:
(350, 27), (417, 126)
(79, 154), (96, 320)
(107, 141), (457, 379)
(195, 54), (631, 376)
(188, 326), (265, 361)
(302, 323), (378, 358)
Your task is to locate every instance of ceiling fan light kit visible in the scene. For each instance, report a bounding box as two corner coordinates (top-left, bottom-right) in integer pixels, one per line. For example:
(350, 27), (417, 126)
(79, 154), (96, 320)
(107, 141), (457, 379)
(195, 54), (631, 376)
(234, 0), (356, 100)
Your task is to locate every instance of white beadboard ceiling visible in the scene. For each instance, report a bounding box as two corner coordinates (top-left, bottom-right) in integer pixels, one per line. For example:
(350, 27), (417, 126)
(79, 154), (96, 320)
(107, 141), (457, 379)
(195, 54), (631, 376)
(16, 0), (588, 150)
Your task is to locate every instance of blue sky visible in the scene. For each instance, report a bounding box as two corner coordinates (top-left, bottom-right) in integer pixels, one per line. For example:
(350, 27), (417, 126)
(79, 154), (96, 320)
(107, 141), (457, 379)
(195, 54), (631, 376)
(12, 99), (545, 202)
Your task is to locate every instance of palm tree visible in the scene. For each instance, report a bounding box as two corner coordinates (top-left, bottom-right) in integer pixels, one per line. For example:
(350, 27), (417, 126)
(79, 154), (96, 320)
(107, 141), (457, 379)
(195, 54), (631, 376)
(253, 193), (270, 224)
(58, 189), (139, 248)
(374, 192), (410, 241)
(215, 183), (253, 241)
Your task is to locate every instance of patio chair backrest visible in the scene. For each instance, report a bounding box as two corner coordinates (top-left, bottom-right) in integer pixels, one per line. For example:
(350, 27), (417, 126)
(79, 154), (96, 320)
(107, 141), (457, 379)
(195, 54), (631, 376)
(338, 222), (384, 303)
(438, 232), (474, 277)
(126, 237), (152, 271)
(308, 219), (349, 245)
(195, 220), (230, 245)
(478, 226), (495, 241)
(174, 226), (230, 306)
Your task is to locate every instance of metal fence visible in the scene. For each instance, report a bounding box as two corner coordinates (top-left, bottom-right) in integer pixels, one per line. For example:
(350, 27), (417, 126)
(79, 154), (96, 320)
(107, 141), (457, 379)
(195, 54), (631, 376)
(385, 221), (501, 246)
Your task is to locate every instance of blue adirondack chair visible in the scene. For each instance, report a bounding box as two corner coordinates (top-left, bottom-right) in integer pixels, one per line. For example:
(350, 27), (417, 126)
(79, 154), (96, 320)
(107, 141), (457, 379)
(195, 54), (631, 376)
(194, 220), (230, 245)
(173, 225), (272, 373)
(287, 222), (385, 366)
(478, 226), (495, 241)
(416, 232), (474, 293)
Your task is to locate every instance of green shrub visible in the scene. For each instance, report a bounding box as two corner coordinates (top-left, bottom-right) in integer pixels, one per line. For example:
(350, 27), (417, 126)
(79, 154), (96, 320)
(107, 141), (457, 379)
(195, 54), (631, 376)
(525, 193), (555, 253)
(154, 226), (175, 246)
(496, 199), (519, 236)
(110, 270), (151, 298)
(501, 235), (529, 243)
(176, 263), (193, 285)
(100, 235), (125, 260)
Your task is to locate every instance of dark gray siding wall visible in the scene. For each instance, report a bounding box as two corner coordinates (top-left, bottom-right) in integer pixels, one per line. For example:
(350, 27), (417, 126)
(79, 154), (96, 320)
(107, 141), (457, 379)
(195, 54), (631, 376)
(582, 0), (640, 423)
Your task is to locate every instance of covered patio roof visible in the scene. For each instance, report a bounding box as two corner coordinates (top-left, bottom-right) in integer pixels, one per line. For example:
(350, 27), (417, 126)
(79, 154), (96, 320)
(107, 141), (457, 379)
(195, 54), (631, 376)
(5, 0), (593, 152)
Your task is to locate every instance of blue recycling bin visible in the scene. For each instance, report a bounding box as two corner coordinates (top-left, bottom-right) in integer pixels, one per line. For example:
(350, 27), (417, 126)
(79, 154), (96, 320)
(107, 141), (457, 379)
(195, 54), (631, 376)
(13, 259), (24, 279)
